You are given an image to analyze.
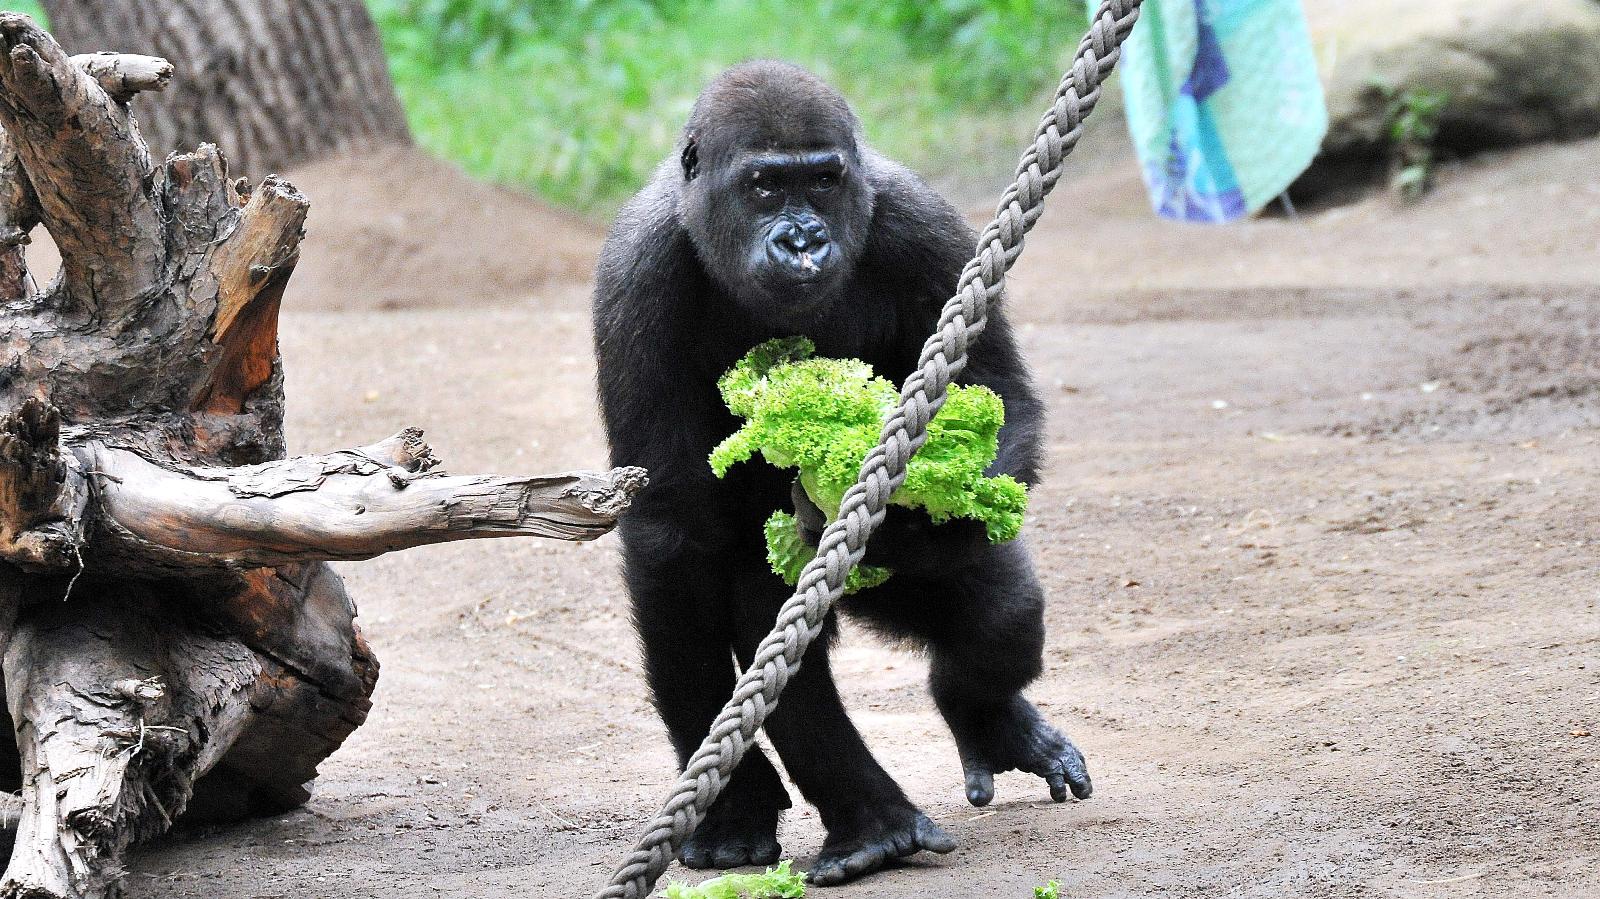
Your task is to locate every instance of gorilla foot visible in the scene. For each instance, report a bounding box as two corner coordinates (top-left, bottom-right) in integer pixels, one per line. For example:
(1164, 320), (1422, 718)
(809, 807), (955, 886)
(955, 697), (1092, 806)
(678, 809), (783, 870)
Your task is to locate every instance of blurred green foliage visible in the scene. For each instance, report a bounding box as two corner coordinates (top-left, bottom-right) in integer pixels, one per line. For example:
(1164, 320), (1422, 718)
(5, 1), (45, 20)
(855, 0), (1088, 104)
(371, 0), (1085, 213)
(5, 0), (1088, 214)
(1368, 75), (1448, 202)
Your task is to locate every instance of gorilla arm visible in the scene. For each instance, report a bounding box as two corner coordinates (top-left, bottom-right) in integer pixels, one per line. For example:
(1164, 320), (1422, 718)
(592, 175), (732, 559)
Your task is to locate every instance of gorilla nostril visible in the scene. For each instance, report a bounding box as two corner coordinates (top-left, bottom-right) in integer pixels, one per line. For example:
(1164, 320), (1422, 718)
(771, 223), (803, 252)
(771, 220), (830, 256)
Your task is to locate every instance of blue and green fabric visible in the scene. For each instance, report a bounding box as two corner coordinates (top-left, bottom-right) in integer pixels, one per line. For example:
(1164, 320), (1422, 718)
(1101, 0), (1327, 222)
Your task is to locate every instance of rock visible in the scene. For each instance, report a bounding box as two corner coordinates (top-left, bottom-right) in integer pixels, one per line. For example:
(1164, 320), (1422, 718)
(1308, 0), (1600, 160)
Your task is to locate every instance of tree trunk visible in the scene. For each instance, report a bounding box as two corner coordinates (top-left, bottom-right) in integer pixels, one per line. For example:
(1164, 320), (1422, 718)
(38, 0), (411, 177)
(0, 15), (642, 899)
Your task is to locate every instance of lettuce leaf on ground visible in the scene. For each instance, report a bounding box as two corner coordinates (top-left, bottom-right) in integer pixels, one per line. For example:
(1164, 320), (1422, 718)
(663, 860), (807, 898)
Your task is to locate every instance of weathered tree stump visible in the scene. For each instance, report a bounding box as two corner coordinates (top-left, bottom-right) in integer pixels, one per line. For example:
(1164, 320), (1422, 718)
(0, 15), (643, 898)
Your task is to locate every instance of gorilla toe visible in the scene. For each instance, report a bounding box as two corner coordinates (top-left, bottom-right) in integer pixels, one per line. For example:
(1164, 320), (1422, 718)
(809, 808), (955, 887)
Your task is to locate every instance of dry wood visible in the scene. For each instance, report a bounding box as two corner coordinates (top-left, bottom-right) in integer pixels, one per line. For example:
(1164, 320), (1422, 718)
(0, 125), (37, 302)
(0, 14), (163, 323)
(68, 52), (173, 100)
(77, 433), (644, 570)
(0, 14), (641, 898)
(193, 174), (308, 415)
(2, 599), (259, 899)
(0, 400), (87, 573)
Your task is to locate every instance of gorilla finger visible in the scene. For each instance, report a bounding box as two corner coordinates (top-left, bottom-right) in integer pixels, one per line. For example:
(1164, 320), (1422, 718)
(1045, 766), (1069, 803)
(808, 858), (848, 887)
(810, 844), (888, 886)
(963, 761), (995, 807)
(790, 481), (827, 534)
(915, 815), (957, 854)
(1062, 746), (1093, 799)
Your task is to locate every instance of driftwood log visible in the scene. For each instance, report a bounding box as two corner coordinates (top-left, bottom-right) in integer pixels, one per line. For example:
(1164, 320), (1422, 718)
(0, 15), (643, 899)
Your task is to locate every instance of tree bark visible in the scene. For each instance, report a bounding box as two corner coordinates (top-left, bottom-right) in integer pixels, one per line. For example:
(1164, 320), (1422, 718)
(39, 0), (411, 176)
(0, 15), (641, 898)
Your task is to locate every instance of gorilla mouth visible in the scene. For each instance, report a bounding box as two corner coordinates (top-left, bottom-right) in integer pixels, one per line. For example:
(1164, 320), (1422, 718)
(767, 241), (835, 284)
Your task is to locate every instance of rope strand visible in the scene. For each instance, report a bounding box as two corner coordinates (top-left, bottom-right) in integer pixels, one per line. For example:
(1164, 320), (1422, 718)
(596, 3), (1143, 895)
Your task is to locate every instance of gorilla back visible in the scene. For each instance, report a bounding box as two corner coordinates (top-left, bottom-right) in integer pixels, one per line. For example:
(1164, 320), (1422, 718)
(591, 60), (1091, 886)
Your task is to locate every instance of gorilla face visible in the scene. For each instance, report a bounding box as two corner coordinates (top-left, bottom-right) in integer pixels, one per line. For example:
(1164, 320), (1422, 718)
(675, 69), (876, 325)
(733, 150), (856, 285)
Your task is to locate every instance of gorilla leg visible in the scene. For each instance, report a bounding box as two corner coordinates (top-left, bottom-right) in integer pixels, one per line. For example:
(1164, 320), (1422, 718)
(631, 559), (791, 868)
(729, 568), (954, 886)
(847, 540), (1092, 807)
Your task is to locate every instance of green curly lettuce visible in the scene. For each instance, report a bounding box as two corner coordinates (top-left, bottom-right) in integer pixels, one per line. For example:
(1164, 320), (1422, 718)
(765, 511), (892, 594)
(663, 860), (807, 899)
(710, 337), (1028, 589)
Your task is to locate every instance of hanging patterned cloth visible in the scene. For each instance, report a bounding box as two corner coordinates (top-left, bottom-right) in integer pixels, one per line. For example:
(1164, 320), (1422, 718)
(1104, 0), (1327, 222)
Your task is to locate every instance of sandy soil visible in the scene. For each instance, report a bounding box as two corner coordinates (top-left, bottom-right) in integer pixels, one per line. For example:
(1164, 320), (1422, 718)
(106, 134), (1600, 898)
(268, 146), (603, 312)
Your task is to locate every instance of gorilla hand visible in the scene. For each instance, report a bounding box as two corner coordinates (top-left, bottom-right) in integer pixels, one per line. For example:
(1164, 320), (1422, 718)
(791, 479), (828, 548)
(949, 694), (1092, 808)
(859, 505), (989, 578)
(794, 484), (987, 579)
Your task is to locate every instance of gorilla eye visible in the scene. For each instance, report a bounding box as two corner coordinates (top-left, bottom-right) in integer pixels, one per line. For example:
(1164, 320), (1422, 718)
(811, 173), (839, 193)
(748, 176), (779, 200)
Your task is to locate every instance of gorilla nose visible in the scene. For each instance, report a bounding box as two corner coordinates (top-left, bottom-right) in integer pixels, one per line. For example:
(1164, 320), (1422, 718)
(777, 220), (827, 249)
(769, 221), (833, 276)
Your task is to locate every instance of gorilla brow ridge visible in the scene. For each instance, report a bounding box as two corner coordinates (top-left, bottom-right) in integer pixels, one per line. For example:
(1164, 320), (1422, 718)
(687, 60), (860, 161)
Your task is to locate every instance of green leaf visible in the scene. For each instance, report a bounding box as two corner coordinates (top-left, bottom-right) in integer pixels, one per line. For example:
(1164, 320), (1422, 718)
(664, 860), (808, 899)
(764, 512), (892, 594)
(710, 338), (1030, 588)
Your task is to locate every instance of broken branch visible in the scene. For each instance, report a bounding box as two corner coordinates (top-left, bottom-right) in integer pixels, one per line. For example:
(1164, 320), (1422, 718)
(0, 14), (164, 322)
(76, 433), (645, 570)
(69, 52), (173, 100)
(0, 124), (37, 302)
(0, 400), (87, 572)
(192, 175), (308, 414)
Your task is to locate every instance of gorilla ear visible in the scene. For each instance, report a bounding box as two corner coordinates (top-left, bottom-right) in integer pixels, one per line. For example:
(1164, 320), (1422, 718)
(681, 133), (700, 182)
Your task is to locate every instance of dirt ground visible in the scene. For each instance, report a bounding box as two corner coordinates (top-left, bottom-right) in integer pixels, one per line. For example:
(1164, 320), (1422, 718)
(102, 131), (1600, 898)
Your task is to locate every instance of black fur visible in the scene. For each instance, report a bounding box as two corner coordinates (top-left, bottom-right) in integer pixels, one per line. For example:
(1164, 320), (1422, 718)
(591, 61), (1090, 886)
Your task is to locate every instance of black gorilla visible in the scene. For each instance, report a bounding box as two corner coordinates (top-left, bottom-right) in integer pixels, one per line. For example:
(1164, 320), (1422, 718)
(592, 61), (1091, 886)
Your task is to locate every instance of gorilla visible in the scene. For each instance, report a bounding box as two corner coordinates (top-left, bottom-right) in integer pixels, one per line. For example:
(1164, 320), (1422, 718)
(592, 60), (1091, 886)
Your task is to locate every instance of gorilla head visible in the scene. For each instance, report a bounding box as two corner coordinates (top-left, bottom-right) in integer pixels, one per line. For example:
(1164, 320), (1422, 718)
(676, 61), (876, 321)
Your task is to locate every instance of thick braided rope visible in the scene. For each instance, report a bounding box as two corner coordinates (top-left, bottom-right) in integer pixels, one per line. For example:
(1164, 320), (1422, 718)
(596, 3), (1142, 896)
